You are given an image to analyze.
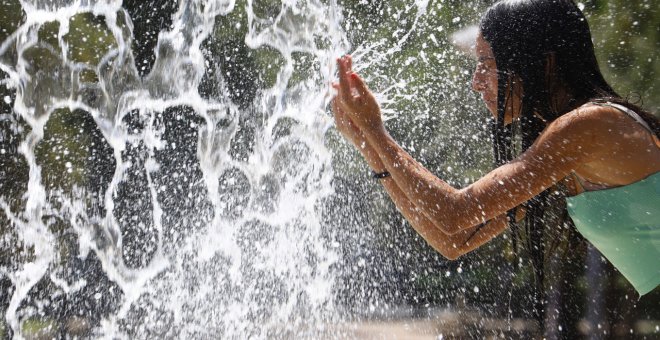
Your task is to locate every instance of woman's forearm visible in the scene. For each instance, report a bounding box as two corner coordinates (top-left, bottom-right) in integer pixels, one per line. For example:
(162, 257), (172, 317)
(363, 126), (488, 233)
(352, 140), (508, 259)
(381, 174), (509, 259)
(335, 57), (589, 234)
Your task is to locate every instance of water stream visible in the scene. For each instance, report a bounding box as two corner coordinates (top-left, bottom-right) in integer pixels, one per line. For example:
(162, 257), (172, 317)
(2, 0), (658, 339)
(1, 0), (354, 337)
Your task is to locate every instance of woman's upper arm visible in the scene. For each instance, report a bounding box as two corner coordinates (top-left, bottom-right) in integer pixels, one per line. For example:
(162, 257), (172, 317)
(454, 107), (604, 225)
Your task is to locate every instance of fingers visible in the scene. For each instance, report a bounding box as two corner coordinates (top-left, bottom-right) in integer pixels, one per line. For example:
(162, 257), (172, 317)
(332, 99), (351, 133)
(332, 98), (353, 124)
(331, 97), (340, 115)
(346, 54), (353, 73)
(331, 83), (347, 111)
(346, 56), (357, 95)
(337, 56), (352, 101)
(332, 98), (348, 122)
(350, 72), (370, 97)
(336, 55), (374, 112)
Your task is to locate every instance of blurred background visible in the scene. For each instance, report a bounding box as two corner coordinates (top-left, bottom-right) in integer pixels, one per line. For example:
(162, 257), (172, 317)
(0, 0), (658, 338)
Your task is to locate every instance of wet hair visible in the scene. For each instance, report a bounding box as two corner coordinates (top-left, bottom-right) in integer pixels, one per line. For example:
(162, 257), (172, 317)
(479, 0), (659, 324)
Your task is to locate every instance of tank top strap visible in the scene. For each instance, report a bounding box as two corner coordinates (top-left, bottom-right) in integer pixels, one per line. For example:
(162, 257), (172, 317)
(590, 101), (654, 134)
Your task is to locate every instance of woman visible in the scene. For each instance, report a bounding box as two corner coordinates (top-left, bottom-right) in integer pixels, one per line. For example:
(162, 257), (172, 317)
(331, 0), (660, 301)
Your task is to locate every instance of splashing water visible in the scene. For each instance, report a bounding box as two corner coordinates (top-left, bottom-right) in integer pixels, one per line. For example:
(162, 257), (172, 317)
(0, 0), (352, 337)
(7, 0), (657, 338)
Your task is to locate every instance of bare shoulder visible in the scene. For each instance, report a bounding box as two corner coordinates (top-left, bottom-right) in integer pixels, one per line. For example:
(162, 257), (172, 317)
(547, 104), (618, 135)
(539, 104), (646, 146)
(550, 102), (652, 135)
(533, 105), (606, 147)
(528, 105), (621, 162)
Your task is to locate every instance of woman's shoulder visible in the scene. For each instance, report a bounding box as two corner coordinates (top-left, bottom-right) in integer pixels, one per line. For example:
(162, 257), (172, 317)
(543, 104), (612, 138)
(547, 102), (640, 137)
(537, 102), (658, 161)
(530, 103), (633, 160)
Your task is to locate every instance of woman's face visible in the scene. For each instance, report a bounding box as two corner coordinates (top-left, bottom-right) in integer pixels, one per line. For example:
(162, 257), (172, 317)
(472, 34), (499, 117)
(472, 33), (521, 124)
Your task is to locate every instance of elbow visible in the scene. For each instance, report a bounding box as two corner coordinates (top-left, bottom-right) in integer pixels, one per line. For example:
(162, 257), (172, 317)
(432, 221), (466, 236)
(430, 190), (487, 235)
(427, 208), (473, 235)
(433, 243), (464, 261)
(441, 250), (463, 261)
(432, 213), (488, 236)
(440, 224), (461, 235)
(424, 214), (460, 235)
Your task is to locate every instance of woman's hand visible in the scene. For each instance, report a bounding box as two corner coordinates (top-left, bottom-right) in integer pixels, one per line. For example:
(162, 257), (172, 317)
(332, 86), (389, 174)
(334, 55), (384, 133)
(331, 98), (367, 148)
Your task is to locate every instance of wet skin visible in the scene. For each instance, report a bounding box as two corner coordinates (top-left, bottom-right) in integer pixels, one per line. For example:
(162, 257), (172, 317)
(331, 42), (660, 259)
(471, 34), (500, 118)
(471, 34), (523, 124)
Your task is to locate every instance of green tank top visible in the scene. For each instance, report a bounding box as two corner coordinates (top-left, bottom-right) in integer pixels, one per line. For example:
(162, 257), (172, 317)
(567, 171), (660, 296)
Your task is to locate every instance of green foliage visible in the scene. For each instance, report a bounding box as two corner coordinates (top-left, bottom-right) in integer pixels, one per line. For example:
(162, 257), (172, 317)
(64, 13), (117, 67)
(35, 109), (94, 190)
(6, 10), (119, 194)
(0, 0), (24, 44)
(585, 0), (660, 112)
(209, 0), (330, 93)
(209, 0), (284, 101)
(21, 318), (56, 338)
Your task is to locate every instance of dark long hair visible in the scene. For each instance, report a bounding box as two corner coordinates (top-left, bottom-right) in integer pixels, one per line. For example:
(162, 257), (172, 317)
(479, 0), (658, 326)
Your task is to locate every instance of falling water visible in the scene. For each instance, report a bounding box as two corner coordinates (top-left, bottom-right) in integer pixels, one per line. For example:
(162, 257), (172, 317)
(0, 0), (349, 337)
(6, 0), (655, 338)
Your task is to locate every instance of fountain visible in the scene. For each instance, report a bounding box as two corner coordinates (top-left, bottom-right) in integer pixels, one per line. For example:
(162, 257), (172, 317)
(2, 0), (657, 339)
(0, 0), (350, 337)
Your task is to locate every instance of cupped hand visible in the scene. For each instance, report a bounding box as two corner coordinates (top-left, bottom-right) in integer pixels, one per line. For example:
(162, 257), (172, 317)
(331, 98), (366, 148)
(333, 55), (383, 133)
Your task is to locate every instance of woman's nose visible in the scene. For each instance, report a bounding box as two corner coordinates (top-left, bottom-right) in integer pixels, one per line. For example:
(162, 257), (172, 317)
(471, 74), (480, 92)
(471, 69), (485, 92)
